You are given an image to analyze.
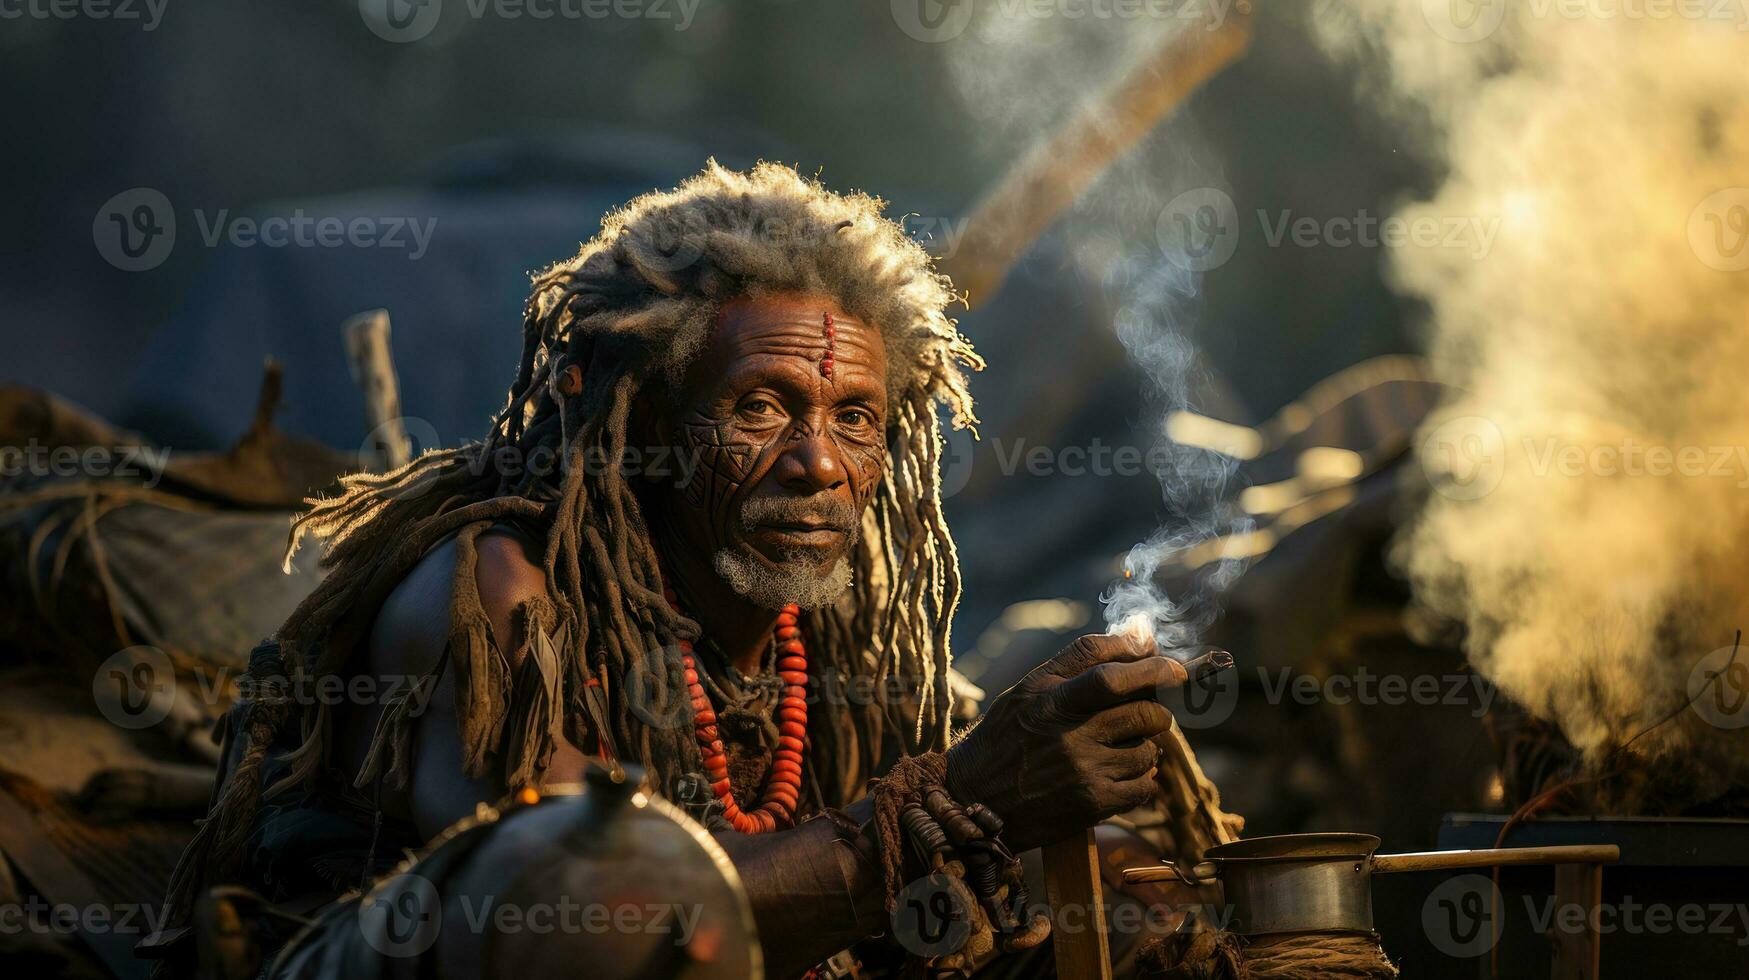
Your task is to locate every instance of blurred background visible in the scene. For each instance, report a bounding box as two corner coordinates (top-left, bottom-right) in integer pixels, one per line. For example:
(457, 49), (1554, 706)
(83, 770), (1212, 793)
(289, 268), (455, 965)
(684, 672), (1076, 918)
(1, 0), (1455, 840)
(16, 3), (1749, 976)
(0, 3), (1527, 973)
(2, 1), (1420, 442)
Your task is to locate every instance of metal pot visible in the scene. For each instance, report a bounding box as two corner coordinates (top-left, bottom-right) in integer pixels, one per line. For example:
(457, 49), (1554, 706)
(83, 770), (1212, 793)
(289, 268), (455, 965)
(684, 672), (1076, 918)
(1123, 832), (1619, 935)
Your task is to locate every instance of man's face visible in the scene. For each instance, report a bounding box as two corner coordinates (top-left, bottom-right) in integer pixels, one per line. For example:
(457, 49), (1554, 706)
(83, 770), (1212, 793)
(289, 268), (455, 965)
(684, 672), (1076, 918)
(664, 292), (888, 608)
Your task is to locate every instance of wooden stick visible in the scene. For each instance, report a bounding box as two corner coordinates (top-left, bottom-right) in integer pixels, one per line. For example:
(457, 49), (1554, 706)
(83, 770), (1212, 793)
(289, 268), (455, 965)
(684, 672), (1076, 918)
(1043, 829), (1114, 980)
(1369, 844), (1620, 874)
(343, 308), (411, 469)
(936, 11), (1255, 306)
(1123, 844), (1620, 883)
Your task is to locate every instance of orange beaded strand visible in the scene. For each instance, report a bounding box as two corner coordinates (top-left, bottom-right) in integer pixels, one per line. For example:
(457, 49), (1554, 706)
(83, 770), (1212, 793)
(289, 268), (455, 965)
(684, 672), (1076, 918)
(670, 589), (808, 834)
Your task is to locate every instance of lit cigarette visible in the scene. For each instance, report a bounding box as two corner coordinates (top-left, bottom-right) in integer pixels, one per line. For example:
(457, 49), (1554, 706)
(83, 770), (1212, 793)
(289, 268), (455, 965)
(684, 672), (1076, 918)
(1111, 615), (1234, 679)
(1181, 649), (1235, 681)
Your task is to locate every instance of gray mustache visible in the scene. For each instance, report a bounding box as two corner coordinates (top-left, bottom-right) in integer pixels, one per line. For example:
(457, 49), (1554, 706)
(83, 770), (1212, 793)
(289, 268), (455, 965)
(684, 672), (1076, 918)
(739, 495), (858, 534)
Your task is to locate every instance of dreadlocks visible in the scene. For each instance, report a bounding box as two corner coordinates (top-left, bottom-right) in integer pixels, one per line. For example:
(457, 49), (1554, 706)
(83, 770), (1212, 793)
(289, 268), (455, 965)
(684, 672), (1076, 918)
(164, 161), (982, 925)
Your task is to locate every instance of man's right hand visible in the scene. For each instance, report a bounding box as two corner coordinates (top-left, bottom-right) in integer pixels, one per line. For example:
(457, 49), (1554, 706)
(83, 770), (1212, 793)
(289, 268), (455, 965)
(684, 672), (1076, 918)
(943, 632), (1187, 852)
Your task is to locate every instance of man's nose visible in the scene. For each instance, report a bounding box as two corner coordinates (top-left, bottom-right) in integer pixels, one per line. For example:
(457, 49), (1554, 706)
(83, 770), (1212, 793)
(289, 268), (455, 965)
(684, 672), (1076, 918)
(774, 425), (845, 493)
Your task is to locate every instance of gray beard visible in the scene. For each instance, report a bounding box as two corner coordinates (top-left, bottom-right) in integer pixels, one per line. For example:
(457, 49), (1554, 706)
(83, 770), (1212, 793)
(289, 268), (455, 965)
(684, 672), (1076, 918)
(712, 546), (852, 610)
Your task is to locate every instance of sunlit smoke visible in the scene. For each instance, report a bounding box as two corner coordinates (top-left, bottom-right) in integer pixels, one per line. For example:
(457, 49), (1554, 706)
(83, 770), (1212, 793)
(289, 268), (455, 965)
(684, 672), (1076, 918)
(1323, 1), (1749, 798)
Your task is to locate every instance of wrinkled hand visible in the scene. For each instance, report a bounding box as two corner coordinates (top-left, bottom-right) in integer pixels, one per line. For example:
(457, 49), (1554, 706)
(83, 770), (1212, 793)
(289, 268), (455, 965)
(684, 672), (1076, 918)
(945, 632), (1187, 852)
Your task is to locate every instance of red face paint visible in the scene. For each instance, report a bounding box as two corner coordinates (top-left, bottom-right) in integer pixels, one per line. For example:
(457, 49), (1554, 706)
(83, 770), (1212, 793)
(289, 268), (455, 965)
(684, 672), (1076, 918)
(821, 311), (836, 378)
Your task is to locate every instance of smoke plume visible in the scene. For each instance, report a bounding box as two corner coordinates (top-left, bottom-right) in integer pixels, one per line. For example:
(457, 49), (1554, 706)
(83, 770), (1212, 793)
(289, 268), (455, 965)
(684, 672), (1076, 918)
(1324, 1), (1749, 799)
(933, 7), (1251, 654)
(1100, 256), (1254, 654)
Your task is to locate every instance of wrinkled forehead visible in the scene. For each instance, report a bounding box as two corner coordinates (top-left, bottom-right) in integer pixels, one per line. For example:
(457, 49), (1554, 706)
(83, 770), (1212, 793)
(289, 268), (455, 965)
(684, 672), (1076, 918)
(700, 292), (888, 390)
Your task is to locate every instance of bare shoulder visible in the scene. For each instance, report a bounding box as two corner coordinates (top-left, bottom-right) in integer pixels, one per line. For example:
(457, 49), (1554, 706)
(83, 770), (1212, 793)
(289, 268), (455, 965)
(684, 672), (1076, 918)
(366, 525), (548, 677)
(471, 526), (548, 654)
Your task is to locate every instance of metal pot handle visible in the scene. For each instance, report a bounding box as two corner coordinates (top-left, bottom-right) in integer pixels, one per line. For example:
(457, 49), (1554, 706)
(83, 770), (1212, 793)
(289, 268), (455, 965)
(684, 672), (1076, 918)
(1119, 859), (1220, 885)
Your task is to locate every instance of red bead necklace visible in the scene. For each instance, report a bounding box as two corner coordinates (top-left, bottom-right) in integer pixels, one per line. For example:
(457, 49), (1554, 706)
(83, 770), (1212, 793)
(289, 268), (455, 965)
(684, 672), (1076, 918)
(669, 589), (808, 834)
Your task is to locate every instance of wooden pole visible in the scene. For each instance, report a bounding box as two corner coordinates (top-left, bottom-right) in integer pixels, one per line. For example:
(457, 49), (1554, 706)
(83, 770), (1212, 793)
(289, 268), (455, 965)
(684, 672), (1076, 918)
(936, 12), (1254, 307)
(342, 309), (411, 470)
(1043, 829), (1114, 980)
(1550, 863), (1605, 980)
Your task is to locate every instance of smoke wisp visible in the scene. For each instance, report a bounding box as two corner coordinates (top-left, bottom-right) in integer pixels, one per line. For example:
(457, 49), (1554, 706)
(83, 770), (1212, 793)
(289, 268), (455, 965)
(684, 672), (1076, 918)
(933, 6), (1253, 654)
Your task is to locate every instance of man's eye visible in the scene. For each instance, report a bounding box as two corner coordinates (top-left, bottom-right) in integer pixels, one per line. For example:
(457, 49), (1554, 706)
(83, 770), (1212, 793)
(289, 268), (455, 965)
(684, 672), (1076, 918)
(838, 409), (873, 427)
(739, 398), (778, 418)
